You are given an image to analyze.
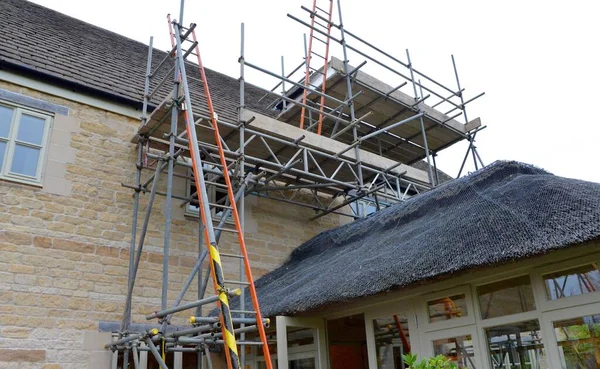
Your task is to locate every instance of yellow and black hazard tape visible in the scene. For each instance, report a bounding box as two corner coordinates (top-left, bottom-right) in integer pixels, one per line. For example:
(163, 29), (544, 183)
(208, 242), (240, 368)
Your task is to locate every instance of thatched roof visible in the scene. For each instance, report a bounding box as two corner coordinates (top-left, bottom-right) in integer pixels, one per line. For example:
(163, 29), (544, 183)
(234, 161), (600, 316)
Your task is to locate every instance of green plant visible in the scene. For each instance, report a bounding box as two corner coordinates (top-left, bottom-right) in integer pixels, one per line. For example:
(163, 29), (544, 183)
(402, 353), (458, 369)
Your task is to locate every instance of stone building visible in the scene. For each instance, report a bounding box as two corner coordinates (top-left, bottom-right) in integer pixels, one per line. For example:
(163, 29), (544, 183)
(0, 1), (457, 367)
(5, 1), (598, 369)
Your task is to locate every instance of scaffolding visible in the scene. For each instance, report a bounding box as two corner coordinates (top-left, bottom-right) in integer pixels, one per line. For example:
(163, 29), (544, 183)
(108, 0), (486, 368)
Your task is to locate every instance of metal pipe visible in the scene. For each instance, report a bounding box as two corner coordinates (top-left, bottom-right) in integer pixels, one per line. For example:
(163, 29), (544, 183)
(106, 333), (143, 349)
(146, 289), (241, 320)
(170, 323), (221, 338)
(310, 184), (385, 221)
(361, 113), (424, 142)
(330, 111), (372, 140)
(146, 338), (169, 369)
(191, 317), (269, 325)
(245, 61), (347, 107)
(123, 348), (129, 369)
(451, 54), (468, 123)
(132, 344), (140, 369)
(121, 162), (163, 331)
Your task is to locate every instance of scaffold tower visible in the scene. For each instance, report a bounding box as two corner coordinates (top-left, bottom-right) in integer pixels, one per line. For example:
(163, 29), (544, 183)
(108, 0), (486, 367)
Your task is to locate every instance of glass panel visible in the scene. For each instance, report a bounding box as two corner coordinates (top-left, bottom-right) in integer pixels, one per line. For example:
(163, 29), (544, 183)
(554, 314), (600, 369)
(0, 141), (6, 171)
(11, 144), (40, 177)
(287, 327), (315, 347)
(485, 320), (548, 369)
(17, 114), (46, 145)
(0, 105), (14, 138)
(433, 335), (476, 368)
(373, 314), (410, 368)
(477, 276), (536, 319)
(544, 264), (600, 300)
(290, 358), (316, 369)
(428, 294), (468, 322)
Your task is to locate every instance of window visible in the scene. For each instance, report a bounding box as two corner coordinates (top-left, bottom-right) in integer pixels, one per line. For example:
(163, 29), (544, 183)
(477, 276), (536, 319)
(485, 320), (548, 369)
(427, 294), (468, 323)
(553, 314), (600, 369)
(0, 103), (51, 184)
(433, 335), (476, 369)
(185, 165), (233, 223)
(543, 264), (600, 301)
(372, 314), (411, 368)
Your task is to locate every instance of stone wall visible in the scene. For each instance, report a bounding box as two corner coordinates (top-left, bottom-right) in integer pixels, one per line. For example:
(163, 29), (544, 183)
(0, 80), (343, 368)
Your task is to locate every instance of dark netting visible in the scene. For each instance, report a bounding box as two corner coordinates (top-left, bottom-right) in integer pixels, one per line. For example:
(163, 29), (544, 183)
(231, 161), (600, 316)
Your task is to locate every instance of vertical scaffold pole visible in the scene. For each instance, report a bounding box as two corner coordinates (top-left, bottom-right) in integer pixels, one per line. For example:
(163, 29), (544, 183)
(406, 50), (434, 186)
(122, 35), (153, 332)
(336, 0), (364, 196)
(238, 22), (247, 369)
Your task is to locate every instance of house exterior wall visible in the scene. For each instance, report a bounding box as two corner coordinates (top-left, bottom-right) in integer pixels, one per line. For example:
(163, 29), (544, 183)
(272, 242), (600, 369)
(0, 77), (344, 368)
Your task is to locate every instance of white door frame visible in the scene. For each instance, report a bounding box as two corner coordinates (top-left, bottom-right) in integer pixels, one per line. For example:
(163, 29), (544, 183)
(276, 316), (329, 369)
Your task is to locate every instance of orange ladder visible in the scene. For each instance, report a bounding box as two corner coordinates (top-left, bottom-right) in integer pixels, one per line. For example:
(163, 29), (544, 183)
(167, 16), (273, 369)
(299, 0), (335, 135)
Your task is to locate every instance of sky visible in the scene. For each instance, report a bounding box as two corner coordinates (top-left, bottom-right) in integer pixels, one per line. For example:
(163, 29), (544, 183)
(30, 0), (600, 182)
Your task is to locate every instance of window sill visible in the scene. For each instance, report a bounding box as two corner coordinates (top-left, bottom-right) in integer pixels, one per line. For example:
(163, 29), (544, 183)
(0, 175), (43, 188)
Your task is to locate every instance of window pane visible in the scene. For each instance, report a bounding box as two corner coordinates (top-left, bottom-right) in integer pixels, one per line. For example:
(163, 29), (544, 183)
(373, 314), (410, 368)
(485, 320), (548, 369)
(290, 358), (316, 369)
(433, 335), (476, 368)
(477, 276), (536, 319)
(17, 114), (46, 145)
(287, 327), (315, 347)
(544, 264), (600, 300)
(428, 294), (468, 322)
(554, 314), (600, 369)
(11, 144), (40, 177)
(0, 105), (14, 138)
(0, 141), (6, 171)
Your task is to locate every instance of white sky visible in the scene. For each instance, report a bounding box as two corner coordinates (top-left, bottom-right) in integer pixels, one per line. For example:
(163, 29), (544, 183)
(31, 0), (600, 182)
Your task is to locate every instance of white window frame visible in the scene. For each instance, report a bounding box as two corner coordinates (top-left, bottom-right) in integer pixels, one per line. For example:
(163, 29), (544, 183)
(541, 301), (600, 368)
(419, 285), (476, 333)
(274, 316), (328, 369)
(0, 101), (52, 185)
(421, 325), (484, 369)
(364, 299), (419, 368)
(184, 167), (234, 224)
(531, 255), (600, 312)
(473, 273), (539, 325)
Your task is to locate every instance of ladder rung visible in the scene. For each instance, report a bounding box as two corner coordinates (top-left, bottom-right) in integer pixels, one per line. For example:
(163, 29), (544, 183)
(311, 51), (326, 60)
(205, 180), (228, 189)
(225, 280), (251, 286)
(314, 20), (330, 30)
(308, 66), (325, 74)
(220, 253), (244, 259)
(210, 203), (233, 210)
(315, 5), (330, 14)
(215, 226), (239, 234)
(312, 35), (328, 45)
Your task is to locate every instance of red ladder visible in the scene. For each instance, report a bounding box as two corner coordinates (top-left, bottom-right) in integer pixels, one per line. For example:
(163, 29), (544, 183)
(299, 0), (335, 135)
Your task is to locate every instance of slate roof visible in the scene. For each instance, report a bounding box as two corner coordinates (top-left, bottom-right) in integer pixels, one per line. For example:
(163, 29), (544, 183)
(0, 0), (276, 123)
(232, 161), (600, 316)
(0, 0), (454, 181)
